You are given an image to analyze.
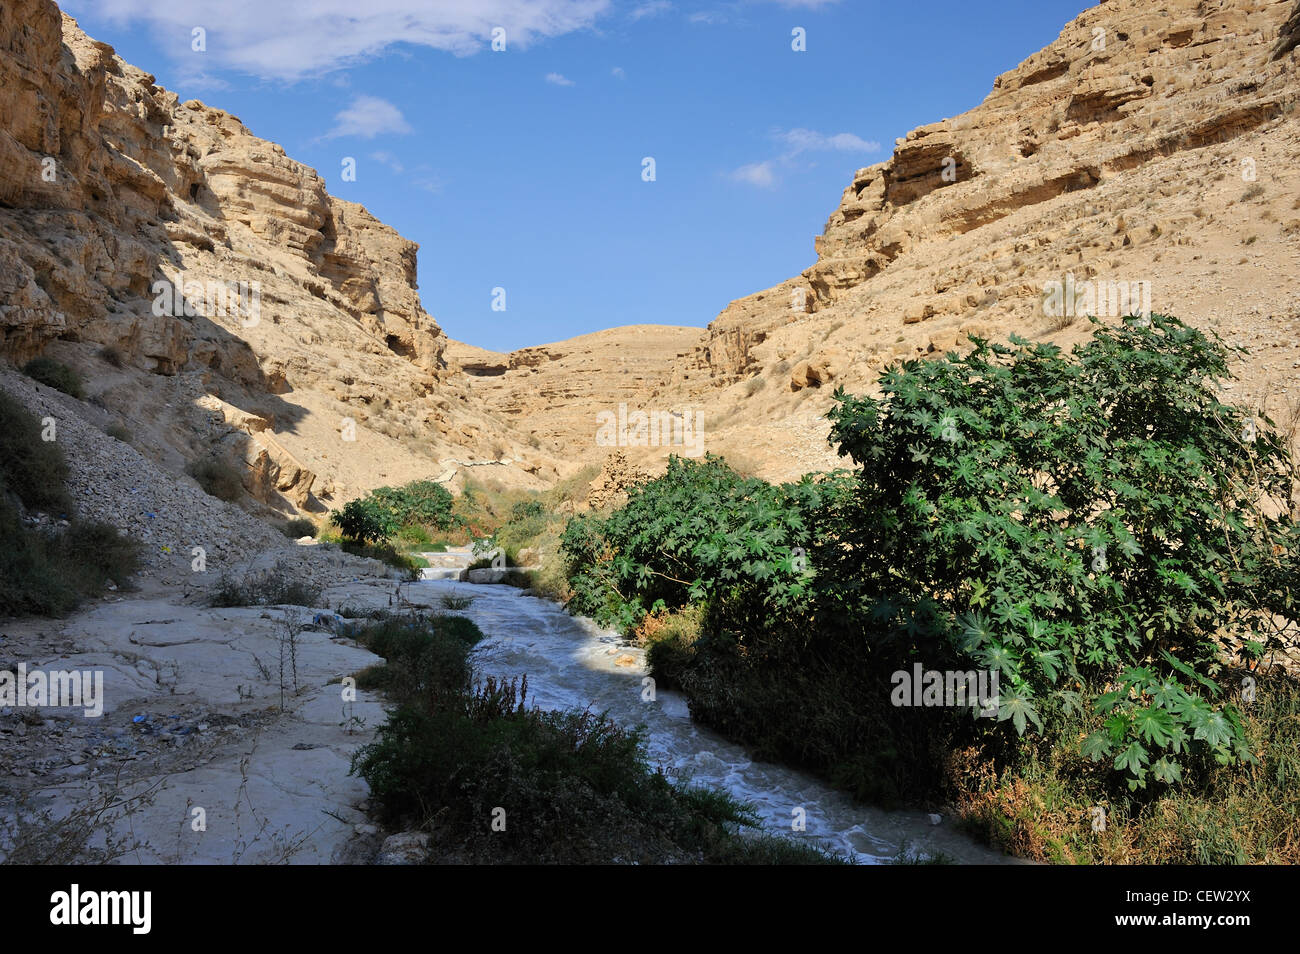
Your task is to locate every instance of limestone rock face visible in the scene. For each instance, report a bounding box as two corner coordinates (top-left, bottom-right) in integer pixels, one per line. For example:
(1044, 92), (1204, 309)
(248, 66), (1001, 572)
(0, 0), (549, 510)
(587, 451), (651, 510)
(649, 0), (1300, 480)
(6, 0), (1300, 499)
(445, 326), (703, 473)
(448, 0), (1300, 485)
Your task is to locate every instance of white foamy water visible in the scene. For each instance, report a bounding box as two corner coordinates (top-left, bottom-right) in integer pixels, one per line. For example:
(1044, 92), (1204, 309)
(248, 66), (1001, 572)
(410, 565), (1016, 865)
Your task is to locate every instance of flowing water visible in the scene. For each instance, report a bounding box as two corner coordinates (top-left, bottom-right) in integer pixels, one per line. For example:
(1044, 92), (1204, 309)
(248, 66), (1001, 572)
(414, 553), (1017, 864)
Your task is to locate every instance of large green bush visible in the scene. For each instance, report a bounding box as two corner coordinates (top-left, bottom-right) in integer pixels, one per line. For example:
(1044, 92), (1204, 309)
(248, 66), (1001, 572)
(562, 454), (839, 634)
(332, 480), (462, 547)
(370, 480), (459, 531)
(822, 316), (1295, 788)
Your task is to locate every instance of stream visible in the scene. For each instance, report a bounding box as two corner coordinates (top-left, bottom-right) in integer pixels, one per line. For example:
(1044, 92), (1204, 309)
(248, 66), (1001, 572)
(414, 553), (1016, 864)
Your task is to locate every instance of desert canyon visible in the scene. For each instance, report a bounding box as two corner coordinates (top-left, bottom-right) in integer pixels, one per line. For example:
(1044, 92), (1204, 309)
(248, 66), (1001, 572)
(1, 0), (1299, 866)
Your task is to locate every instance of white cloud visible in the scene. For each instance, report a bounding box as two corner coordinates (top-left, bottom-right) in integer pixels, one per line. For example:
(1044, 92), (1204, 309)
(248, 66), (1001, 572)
(688, 11), (726, 24)
(730, 128), (877, 189)
(611, 66), (626, 78)
(730, 161), (777, 188)
(166, 67), (231, 92)
(67, 0), (612, 80)
(412, 174), (445, 194)
(322, 95), (412, 140)
(752, 0), (841, 7)
(776, 128), (880, 154)
(629, 1), (672, 20)
(545, 72), (576, 86)
(369, 150), (405, 173)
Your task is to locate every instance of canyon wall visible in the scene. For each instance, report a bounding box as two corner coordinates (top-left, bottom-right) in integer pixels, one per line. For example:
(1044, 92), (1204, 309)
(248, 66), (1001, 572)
(0, 0), (554, 512)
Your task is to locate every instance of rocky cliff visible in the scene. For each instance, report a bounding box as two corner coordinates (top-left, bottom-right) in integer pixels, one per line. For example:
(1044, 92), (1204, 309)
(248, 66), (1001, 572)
(0, 0), (554, 512)
(452, 0), (1300, 483)
(680, 0), (1300, 408)
(6, 0), (1300, 497)
(660, 0), (1300, 480)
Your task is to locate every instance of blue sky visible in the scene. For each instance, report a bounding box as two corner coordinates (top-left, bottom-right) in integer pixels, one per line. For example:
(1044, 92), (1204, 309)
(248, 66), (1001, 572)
(63, 0), (1090, 352)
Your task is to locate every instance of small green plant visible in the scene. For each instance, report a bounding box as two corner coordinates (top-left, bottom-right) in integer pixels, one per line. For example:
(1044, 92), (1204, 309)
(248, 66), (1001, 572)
(0, 390), (72, 515)
(97, 345), (125, 368)
(281, 517), (316, 539)
(187, 456), (243, 502)
(105, 423), (131, 443)
(21, 357), (84, 399)
(0, 390), (141, 617)
(209, 560), (323, 608)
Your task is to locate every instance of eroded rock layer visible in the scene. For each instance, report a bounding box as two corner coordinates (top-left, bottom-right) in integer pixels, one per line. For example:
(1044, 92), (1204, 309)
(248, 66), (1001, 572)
(0, 0), (553, 511)
(455, 0), (1300, 483)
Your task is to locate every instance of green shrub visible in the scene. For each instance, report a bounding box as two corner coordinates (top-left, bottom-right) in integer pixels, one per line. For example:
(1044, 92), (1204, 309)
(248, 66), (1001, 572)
(21, 357), (84, 400)
(0, 390), (73, 515)
(97, 345), (124, 368)
(57, 521), (143, 594)
(339, 538), (423, 578)
(105, 423), (131, 443)
(0, 500), (141, 618)
(510, 499), (546, 522)
(281, 517), (316, 538)
(821, 316), (1294, 789)
(354, 674), (836, 864)
(395, 523), (433, 546)
(209, 560), (323, 608)
(637, 605), (704, 688)
(0, 390), (141, 617)
(187, 456), (243, 502)
(523, 523), (572, 603)
(331, 498), (394, 544)
(369, 480), (460, 531)
(561, 454), (839, 635)
(350, 611), (481, 699)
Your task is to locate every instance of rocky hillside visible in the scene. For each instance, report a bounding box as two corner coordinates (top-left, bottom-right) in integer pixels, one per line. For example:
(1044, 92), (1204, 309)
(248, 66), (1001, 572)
(445, 326), (703, 462)
(459, 0), (1300, 483)
(0, 0), (558, 516)
(5, 0), (1300, 502)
